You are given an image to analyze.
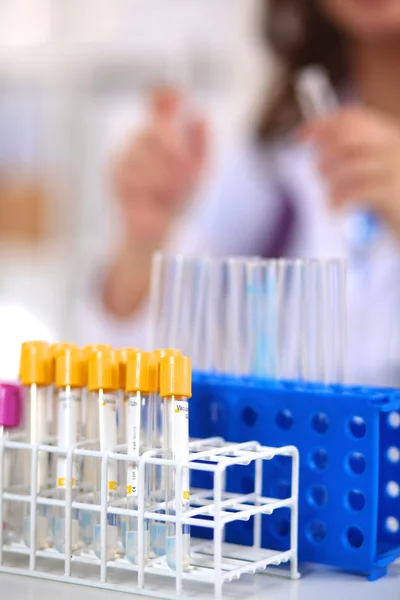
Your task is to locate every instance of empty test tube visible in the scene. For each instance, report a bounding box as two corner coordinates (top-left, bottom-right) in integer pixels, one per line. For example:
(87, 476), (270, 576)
(124, 351), (152, 564)
(52, 347), (86, 553)
(87, 348), (120, 559)
(0, 383), (22, 544)
(160, 354), (192, 571)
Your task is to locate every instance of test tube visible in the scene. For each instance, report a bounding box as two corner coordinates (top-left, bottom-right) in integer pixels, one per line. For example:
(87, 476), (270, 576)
(87, 348), (120, 560)
(19, 341), (52, 549)
(51, 347), (86, 553)
(81, 344), (112, 488)
(150, 349), (182, 556)
(0, 383), (22, 544)
(124, 351), (152, 564)
(115, 348), (140, 445)
(160, 354), (191, 571)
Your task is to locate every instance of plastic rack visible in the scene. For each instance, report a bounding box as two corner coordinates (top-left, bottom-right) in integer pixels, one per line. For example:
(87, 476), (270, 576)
(0, 436), (299, 599)
(190, 375), (400, 581)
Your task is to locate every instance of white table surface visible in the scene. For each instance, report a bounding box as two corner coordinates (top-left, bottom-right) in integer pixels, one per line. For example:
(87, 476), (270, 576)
(1, 562), (399, 600)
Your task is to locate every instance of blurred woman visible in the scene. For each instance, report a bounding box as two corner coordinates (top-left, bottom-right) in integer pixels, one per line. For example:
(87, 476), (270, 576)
(80, 0), (400, 385)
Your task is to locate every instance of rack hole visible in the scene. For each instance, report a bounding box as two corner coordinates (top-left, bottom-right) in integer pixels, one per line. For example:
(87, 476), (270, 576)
(310, 449), (329, 471)
(386, 481), (400, 499)
(347, 490), (365, 511)
(346, 526), (364, 549)
(275, 409), (293, 430)
(242, 407), (257, 427)
(306, 520), (327, 544)
(388, 412), (400, 429)
(312, 413), (329, 434)
(387, 446), (400, 463)
(386, 517), (399, 534)
(347, 452), (366, 475)
(274, 518), (290, 537)
(308, 485), (328, 507)
(348, 416), (366, 439)
(241, 476), (254, 495)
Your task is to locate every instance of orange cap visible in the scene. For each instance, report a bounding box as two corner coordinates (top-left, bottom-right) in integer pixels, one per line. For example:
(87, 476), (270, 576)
(55, 347), (86, 388)
(116, 347), (140, 390)
(160, 355), (191, 398)
(50, 343), (78, 381)
(151, 348), (182, 393)
(19, 341), (52, 386)
(126, 351), (151, 394)
(88, 348), (119, 392)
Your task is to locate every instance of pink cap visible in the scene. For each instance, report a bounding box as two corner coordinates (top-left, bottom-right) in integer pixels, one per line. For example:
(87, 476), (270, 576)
(0, 383), (22, 429)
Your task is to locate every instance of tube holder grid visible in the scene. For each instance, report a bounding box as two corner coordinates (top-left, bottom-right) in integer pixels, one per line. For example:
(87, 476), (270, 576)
(0, 435), (299, 598)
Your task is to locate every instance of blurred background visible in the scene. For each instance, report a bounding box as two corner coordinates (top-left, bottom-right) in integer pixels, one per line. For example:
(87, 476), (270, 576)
(0, 0), (271, 379)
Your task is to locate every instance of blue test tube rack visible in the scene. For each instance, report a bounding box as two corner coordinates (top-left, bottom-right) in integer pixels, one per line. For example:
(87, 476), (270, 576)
(190, 374), (400, 581)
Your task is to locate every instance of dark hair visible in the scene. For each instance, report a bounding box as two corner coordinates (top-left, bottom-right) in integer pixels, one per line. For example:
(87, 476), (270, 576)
(257, 0), (347, 140)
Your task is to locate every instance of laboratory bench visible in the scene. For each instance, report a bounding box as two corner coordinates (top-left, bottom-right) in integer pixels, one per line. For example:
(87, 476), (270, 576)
(1, 562), (399, 600)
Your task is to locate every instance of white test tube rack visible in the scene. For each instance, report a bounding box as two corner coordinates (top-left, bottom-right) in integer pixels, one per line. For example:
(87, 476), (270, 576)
(0, 436), (300, 599)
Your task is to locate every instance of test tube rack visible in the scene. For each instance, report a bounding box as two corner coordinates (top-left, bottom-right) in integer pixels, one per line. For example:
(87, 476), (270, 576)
(190, 374), (400, 581)
(0, 436), (299, 599)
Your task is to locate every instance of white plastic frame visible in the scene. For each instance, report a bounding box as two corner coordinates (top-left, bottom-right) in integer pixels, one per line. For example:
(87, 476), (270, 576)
(0, 436), (299, 599)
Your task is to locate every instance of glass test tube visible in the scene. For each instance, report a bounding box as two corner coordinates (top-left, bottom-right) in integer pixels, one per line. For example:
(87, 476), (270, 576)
(123, 351), (152, 564)
(86, 348), (120, 560)
(150, 348), (181, 558)
(0, 383), (22, 544)
(160, 354), (191, 571)
(19, 341), (53, 549)
(51, 347), (86, 553)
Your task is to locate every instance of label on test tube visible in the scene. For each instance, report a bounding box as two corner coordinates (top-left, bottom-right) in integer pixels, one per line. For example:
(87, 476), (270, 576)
(174, 400), (190, 503)
(57, 389), (80, 488)
(127, 394), (141, 496)
(99, 393), (118, 492)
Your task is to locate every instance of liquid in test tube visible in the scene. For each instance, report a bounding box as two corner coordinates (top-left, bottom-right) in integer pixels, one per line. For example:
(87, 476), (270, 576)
(160, 354), (191, 571)
(87, 348), (120, 560)
(150, 348), (181, 557)
(0, 383), (22, 545)
(52, 347), (86, 553)
(19, 341), (52, 549)
(124, 351), (151, 564)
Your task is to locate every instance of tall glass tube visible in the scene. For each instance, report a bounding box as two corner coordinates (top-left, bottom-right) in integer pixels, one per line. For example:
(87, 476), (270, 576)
(160, 355), (191, 572)
(19, 341), (52, 549)
(51, 347), (85, 553)
(123, 351), (152, 564)
(85, 348), (120, 560)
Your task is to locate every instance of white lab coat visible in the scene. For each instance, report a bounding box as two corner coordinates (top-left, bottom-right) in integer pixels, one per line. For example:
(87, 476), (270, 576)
(76, 138), (400, 387)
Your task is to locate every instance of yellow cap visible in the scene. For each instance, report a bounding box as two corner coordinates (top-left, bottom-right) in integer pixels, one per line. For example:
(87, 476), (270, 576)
(88, 348), (119, 392)
(50, 343), (78, 381)
(126, 351), (151, 394)
(55, 347), (86, 388)
(19, 341), (52, 386)
(116, 347), (140, 390)
(151, 348), (182, 393)
(160, 355), (191, 398)
(83, 344), (113, 360)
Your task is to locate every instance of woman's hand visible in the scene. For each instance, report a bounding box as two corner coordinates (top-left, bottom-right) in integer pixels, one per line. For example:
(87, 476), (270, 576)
(300, 106), (400, 238)
(112, 88), (207, 254)
(104, 88), (207, 319)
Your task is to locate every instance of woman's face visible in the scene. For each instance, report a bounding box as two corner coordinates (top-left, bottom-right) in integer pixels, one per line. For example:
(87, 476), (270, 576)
(321, 0), (400, 40)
